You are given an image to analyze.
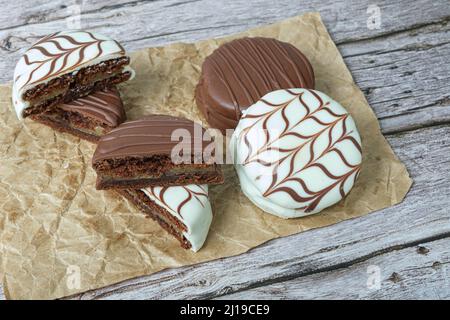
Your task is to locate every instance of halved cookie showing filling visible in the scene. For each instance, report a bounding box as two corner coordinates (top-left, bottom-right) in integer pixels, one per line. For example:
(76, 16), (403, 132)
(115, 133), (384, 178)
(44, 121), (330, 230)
(92, 115), (224, 190)
(31, 87), (126, 142)
(12, 30), (134, 120)
(118, 185), (213, 252)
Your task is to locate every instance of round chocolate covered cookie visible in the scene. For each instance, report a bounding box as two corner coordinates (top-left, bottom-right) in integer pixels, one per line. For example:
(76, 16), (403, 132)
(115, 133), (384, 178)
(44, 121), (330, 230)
(195, 37), (315, 131)
(230, 88), (362, 218)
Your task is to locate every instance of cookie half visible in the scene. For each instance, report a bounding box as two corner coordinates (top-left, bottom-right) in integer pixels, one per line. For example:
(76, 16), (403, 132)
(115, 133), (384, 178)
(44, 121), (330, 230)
(92, 115), (224, 189)
(31, 87), (126, 142)
(119, 185), (213, 252)
(13, 30), (134, 120)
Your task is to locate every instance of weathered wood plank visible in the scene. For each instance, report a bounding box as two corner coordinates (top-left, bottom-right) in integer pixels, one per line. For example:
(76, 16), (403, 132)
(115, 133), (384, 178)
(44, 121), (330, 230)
(218, 238), (450, 300)
(1, 0), (448, 68)
(0, 0), (448, 134)
(66, 125), (450, 300)
(340, 21), (450, 134)
(1, 0), (448, 45)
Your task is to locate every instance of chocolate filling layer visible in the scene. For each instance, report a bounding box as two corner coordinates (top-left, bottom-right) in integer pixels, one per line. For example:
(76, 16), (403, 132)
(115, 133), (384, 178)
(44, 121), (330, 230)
(94, 155), (223, 189)
(96, 165), (223, 190)
(31, 108), (113, 142)
(22, 57), (131, 118)
(94, 155), (213, 178)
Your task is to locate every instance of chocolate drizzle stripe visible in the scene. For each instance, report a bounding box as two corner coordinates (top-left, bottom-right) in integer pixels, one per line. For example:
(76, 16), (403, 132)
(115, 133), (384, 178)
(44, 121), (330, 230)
(276, 39), (314, 87)
(234, 40), (272, 92)
(220, 45), (263, 101)
(257, 38), (299, 88)
(209, 58), (241, 118)
(30, 45), (60, 58)
(105, 121), (197, 134)
(274, 42), (307, 87)
(248, 39), (291, 87)
(285, 88), (302, 96)
(147, 185), (209, 220)
(240, 39), (286, 89)
(214, 50), (255, 107)
(341, 135), (363, 153)
(245, 39), (281, 87)
(329, 148), (359, 169)
(99, 141), (203, 152)
(60, 88), (124, 126)
(196, 37), (314, 130)
(32, 32), (58, 46)
(22, 55), (44, 66)
(176, 192), (193, 217)
(180, 186), (208, 213)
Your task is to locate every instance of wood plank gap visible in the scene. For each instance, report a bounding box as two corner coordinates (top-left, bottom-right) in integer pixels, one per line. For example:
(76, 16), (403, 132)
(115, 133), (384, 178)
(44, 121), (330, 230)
(0, 0), (160, 32)
(125, 23), (249, 43)
(336, 14), (450, 45)
(382, 115), (450, 136)
(206, 231), (450, 300)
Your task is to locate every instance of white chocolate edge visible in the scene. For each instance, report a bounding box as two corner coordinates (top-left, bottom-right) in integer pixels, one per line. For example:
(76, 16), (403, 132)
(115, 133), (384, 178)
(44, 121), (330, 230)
(141, 186), (213, 252)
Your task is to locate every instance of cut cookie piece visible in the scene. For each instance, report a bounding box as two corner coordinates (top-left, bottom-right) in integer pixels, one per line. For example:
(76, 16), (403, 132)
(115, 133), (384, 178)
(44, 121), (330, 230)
(92, 115), (224, 190)
(118, 185), (213, 252)
(12, 30), (134, 120)
(195, 37), (315, 131)
(230, 88), (362, 218)
(31, 87), (126, 142)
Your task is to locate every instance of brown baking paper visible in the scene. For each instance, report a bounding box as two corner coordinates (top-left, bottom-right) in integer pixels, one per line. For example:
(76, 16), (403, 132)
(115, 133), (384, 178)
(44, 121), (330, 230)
(0, 13), (412, 299)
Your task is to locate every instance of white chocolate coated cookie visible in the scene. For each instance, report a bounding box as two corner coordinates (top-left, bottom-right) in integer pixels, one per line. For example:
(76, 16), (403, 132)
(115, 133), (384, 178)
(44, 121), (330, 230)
(230, 88), (362, 218)
(12, 30), (133, 119)
(142, 185), (212, 252)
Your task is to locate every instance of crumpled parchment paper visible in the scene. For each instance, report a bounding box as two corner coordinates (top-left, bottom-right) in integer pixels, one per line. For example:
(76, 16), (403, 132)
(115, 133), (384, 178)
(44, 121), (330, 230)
(0, 13), (412, 299)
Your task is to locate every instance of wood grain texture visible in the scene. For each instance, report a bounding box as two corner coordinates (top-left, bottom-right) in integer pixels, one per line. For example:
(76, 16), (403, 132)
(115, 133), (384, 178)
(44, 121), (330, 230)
(0, 0), (448, 133)
(341, 20), (450, 134)
(219, 238), (450, 300)
(1, 0), (448, 44)
(0, 0), (449, 300)
(64, 125), (450, 299)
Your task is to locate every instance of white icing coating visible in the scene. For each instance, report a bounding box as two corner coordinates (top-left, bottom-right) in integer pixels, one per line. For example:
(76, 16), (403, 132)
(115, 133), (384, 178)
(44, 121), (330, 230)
(230, 88), (362, 218)
(12, 30), (134, 119)
(142, 185), (212, 252)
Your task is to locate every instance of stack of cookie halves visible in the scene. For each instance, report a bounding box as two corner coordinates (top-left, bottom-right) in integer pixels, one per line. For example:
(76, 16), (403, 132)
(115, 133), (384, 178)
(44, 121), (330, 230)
(12, 31), (224, 252)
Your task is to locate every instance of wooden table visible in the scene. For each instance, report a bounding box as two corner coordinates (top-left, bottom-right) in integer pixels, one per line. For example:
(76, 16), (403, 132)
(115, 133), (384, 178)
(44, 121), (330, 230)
(0, 0), (449, 300)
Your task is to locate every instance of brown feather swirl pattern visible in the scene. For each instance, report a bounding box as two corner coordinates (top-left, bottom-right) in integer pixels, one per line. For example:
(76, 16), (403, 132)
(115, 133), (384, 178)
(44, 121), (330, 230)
(13, 30), (126, 92)
(232, 88), (362, 217)
(145, 185), (209, 220)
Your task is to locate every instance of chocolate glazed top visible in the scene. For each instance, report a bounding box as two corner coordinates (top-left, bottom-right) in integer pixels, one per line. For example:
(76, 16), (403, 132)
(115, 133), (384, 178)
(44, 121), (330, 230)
(60, 87), (126, 127)
(195, 37), (315, 130)
(92, 115), (210, 163)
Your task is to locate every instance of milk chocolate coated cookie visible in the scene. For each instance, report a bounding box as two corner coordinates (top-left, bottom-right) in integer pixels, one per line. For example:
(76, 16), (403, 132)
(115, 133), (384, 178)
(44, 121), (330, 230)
(92, 115), (224, 190)
(31, 87), (126, 142)
(230, 88), (362, 218)
(195, 37), (314, 131)
(12, 30), (134, 120)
